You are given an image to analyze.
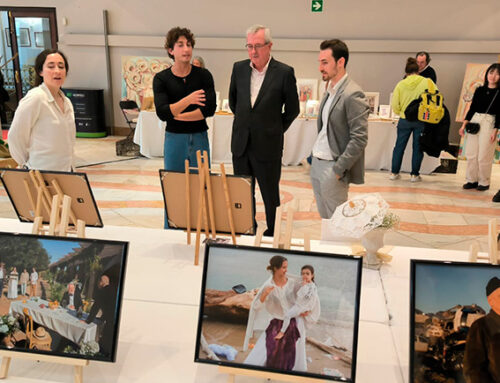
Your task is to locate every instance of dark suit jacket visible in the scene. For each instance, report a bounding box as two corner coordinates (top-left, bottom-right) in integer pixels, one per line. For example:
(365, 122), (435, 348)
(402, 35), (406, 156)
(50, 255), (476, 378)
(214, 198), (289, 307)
(229, 58), (299, 160)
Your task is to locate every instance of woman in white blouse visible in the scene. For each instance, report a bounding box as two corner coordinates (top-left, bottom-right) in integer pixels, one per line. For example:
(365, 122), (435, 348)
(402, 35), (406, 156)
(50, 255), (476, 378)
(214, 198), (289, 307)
(243, 256), (320, 371)
(8, 49), (75, 171)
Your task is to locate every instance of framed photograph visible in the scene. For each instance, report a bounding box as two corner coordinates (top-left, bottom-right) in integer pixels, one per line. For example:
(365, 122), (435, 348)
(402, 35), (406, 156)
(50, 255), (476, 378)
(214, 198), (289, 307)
(18, 28), (31, 47)
(378, 104), (391, 119)
(410, 260), (500, 382)
(221, 99), (230, 113)
(0, 168), (104, 228)
(297, 78), (318, 102)
(0, 232), (128, 362)
(4, 28), (11, 47)
(159, 170), (256, 235)
(195, 244), (363, 382)
(34, 31), (44, 48)
(364, 92), (380, 115)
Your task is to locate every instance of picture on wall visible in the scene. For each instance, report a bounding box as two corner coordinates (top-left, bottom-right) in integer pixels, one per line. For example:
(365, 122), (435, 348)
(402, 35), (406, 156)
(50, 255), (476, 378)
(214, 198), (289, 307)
(34, 32), (45, 48)
(18, 28), (31, 47)
(410, 260), (500, 383)
(0, 232), (128, 362)
(195, 244), (362, 382)
(455, 63), (490, 122)
(297, 78), (318, 102)
(364, 92), (380, 115)
(4, 28), (11, 47)
(121, 56), (171, 109)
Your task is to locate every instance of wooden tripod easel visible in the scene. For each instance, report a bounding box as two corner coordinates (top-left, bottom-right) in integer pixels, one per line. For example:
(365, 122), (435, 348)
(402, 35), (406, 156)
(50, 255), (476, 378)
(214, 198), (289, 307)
(218, 365), (328, 383)
(254, 203), (310, 251)
(189, 151), (237, 265)
(0, 170), (90, 382)
(469, 218), (499, 264)
(25, 170), (86, 238)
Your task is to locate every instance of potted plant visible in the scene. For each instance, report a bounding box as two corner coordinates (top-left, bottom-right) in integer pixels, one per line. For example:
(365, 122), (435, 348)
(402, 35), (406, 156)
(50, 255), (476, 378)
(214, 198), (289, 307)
(0, 314), (19, 348)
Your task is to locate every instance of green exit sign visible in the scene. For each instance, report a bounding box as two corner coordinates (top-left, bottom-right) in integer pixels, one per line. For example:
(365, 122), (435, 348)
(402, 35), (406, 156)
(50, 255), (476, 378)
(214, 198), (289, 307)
(311, 0), (323, 12)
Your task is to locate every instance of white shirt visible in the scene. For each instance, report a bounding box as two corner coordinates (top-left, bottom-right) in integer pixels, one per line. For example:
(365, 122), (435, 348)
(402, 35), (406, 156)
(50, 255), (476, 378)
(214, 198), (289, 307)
(312, 74), (348, 160)
(30, 271), (38, 284)
(249, 56), (272, 107)
(8, 83), (76, 171)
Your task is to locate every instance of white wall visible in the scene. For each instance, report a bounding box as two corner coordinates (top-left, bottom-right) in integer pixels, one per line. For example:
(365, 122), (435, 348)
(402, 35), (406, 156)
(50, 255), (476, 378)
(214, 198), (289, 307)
(3, 0), (500, 143)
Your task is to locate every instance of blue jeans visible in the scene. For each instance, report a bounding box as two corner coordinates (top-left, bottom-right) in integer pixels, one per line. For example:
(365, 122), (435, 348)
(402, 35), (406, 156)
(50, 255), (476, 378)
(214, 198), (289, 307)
(391, 118), (424, 176)
(163, 131), (210, 228)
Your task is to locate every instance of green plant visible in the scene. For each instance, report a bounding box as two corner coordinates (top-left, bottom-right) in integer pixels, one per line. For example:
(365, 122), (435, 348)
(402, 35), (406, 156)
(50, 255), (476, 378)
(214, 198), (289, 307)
(379, 212), (400, 229)
(49, 281), (66, 302)
(0, 315), (19, 336)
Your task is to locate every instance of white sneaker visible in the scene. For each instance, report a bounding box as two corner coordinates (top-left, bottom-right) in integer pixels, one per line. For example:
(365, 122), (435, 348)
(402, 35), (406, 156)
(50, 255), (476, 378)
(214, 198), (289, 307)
(410, 175), (422, 182)
(389, 173), (400, 180)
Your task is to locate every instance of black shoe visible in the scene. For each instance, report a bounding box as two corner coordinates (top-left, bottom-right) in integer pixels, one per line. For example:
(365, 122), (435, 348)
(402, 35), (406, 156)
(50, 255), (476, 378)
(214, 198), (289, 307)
(493, 190), (500, 203)
(477, 184), (490, 191)
(463, 182), (478, 190)
(263, 228), (274, 237)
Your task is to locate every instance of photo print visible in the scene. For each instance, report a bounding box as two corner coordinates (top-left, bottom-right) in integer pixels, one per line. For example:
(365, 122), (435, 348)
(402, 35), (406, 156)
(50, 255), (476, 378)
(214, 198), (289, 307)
(0, 232), (128, 362)
(195, 244), (362, 382)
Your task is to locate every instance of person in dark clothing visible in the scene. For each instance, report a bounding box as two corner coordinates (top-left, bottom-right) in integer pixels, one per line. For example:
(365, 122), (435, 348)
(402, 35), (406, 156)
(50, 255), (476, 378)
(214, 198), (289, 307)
(153, 26), (216, 228)
(85, 275), (116, 357)
(463, 276), (500, 383)
(416, 51), (437, 83)
(61, 282), (83, 312)
(459, 63), (499, 191)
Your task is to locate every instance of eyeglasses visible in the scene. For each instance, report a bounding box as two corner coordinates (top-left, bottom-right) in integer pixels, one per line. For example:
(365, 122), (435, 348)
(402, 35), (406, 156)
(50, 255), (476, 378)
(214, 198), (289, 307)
(245, 43), (268, 51)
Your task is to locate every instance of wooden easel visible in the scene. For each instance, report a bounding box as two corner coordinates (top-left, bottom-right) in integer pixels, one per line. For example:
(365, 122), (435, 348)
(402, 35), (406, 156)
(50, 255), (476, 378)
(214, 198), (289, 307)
(0, 171), (90, 381)
(469, 218), (499, 264)
(25, 170), (86, 238)
(254, 203), (310, 251)
(189, 151), (237, 265)
(218, 366), (328, 383)
(0, 349), (88, 383)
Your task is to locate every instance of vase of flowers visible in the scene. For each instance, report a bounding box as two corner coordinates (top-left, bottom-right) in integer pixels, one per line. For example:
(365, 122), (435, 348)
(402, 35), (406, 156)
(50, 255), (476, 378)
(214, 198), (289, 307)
(0, 315), (19, 348)
(361, 212), (400, 270)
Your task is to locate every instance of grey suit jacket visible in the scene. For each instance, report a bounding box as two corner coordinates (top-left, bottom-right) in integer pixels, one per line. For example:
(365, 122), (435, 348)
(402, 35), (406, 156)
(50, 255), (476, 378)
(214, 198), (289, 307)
(317, 76), (369, 184)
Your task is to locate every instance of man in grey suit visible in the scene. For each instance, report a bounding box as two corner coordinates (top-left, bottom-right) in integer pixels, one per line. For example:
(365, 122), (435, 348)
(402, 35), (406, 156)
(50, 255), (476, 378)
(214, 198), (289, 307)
(311, 39), (369, 218)
(229, 25), (299, 235)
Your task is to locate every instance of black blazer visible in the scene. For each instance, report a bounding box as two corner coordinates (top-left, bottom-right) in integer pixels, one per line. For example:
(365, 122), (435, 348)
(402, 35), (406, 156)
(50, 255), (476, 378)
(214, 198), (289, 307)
(229, 58), (299, 160)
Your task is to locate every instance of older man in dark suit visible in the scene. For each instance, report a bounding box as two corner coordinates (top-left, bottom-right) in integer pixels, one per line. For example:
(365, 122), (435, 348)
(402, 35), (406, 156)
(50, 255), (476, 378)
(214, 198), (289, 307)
(229, 25), (299, 236)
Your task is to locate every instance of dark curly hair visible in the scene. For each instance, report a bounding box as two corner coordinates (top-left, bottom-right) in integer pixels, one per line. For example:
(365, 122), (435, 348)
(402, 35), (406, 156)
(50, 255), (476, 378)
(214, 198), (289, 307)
(34, 49), (69, 86)
(164, 27), (195, 60)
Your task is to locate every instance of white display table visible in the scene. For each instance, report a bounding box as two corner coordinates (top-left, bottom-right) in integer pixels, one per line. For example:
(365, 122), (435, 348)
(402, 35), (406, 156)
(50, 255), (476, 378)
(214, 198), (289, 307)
(0, 218), (479, 382)
(134, 112), (440, 174)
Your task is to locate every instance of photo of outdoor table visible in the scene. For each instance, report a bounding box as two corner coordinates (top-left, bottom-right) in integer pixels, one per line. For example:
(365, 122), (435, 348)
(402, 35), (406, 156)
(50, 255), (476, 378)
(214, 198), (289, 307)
(10, 298), (97, 345)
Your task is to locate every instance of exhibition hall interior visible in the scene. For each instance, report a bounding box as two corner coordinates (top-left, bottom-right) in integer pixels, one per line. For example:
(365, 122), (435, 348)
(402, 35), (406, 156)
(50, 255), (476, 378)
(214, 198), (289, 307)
(0, 1), (498, 383)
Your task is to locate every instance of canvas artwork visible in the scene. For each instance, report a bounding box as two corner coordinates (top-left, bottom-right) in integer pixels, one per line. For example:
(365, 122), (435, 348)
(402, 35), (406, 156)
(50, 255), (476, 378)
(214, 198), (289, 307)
(195, 244), (362, 382)
(0, 232), (128, 362)
(410, 260), (500, 383)
(364, 92), (380, 115)
(121, 56), (171, 109)
(455, 63), (490, 123)
(297, 79), (318, 102)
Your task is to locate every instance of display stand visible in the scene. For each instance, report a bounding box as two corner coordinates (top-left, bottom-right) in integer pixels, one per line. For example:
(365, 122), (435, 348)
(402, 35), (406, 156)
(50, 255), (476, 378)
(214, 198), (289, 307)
(218, 366), (327, 383)
(0, 350), (88, 383)
(254, 204), (310, 251)
(469, 219), (498, 264)
(192, 150), (237, 265)
(27, 170), (86, 238)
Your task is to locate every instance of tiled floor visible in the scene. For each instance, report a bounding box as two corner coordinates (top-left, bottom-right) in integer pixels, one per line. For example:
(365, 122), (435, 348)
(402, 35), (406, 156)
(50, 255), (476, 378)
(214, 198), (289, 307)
(0, 136), (498, 252)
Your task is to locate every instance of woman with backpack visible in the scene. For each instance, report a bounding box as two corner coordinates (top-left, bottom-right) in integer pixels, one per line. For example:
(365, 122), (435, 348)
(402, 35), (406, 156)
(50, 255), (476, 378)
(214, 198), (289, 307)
(390, 57), (438, 182)
(459, 63), (499, 192)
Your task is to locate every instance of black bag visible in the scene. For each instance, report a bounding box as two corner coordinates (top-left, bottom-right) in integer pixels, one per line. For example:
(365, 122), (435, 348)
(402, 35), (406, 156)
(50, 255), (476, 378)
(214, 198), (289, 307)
(404, 98), (420, 121)
(465, 122), (480, 134)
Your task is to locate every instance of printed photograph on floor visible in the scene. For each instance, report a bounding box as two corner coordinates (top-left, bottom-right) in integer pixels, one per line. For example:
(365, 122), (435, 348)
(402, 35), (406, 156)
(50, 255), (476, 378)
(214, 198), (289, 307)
(0, 232), (128, 362)
(411, 260), (500, 383)
(195, 244), (362, 382)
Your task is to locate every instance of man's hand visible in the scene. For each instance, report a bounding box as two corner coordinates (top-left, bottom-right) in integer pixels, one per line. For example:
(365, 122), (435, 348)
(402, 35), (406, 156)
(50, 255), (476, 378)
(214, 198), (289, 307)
(188, 90), (206, 106)
(300, 311), (310, 317)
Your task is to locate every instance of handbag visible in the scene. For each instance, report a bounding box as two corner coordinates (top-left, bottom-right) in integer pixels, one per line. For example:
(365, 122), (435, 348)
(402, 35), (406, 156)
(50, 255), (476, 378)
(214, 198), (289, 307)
(465, 89), (498, 135)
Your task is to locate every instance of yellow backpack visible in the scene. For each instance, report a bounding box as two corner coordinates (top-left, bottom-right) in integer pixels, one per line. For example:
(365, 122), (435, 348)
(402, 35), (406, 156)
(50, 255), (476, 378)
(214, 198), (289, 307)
(418, 79), (444, 124)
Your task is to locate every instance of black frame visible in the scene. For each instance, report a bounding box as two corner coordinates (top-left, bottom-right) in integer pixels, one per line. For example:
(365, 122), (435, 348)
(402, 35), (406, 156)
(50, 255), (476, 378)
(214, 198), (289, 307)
(194, 243), (363, 382)
(409, 259), (500, 382)
(0, 168), (104, 228)
(0, 231), (128, 362)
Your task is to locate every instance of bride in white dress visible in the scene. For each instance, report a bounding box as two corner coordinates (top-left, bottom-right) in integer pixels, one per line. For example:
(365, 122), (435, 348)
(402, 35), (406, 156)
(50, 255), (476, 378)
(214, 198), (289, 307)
(243, 256), (320, 372)
(7, 267), (18, 299)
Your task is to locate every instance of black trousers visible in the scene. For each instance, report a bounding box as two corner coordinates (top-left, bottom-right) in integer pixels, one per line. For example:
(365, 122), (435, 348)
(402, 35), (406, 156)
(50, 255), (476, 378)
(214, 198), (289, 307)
(233, 150), (281, 233)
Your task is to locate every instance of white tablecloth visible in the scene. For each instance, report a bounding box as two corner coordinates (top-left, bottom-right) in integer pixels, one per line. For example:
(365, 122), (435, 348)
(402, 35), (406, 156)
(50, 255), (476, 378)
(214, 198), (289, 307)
(10, 298), (97, 344)
(133, 111), (166, 158)
(0, 218), (486, 382)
